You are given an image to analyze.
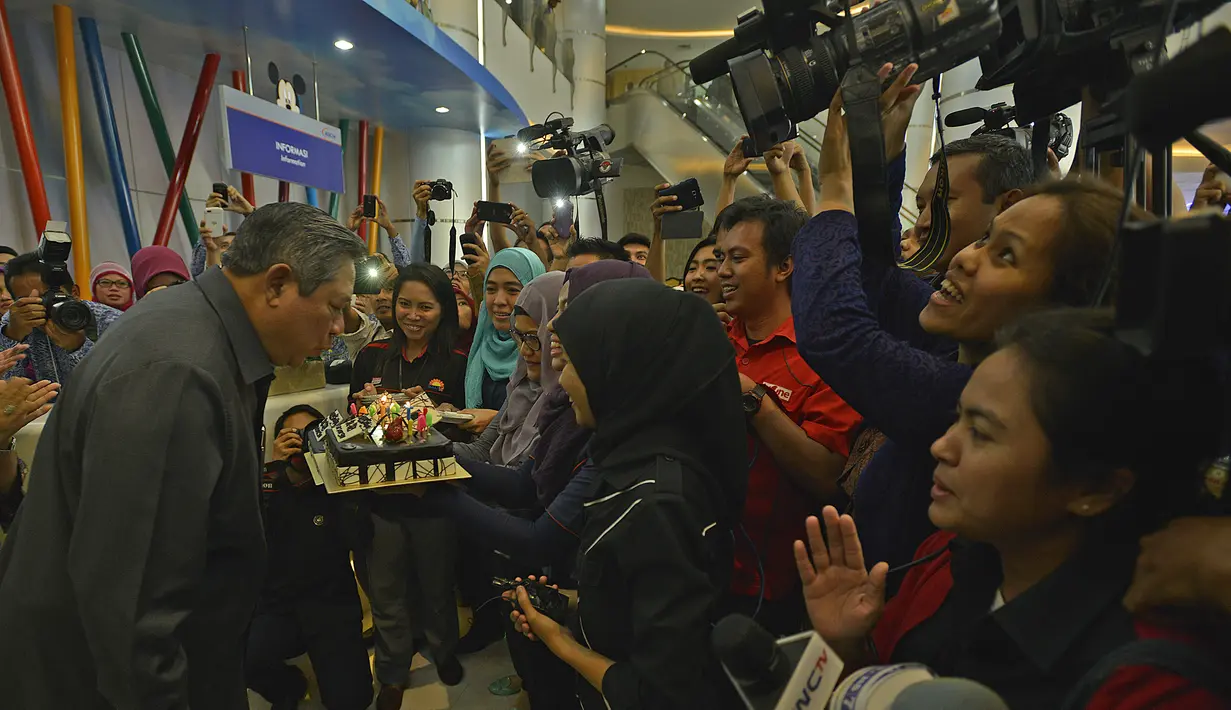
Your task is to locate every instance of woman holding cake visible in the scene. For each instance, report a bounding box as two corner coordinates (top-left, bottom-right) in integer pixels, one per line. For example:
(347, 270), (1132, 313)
(348, 263), (470, 705)
(350, 264), (467, 408)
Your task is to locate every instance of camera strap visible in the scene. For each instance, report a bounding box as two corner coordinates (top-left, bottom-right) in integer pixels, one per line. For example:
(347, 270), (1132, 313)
(1032, 119), (1052, 178)
(594, 183), (610, 241)
(900, 77), (953, 273)
(841, 64), (896, 267)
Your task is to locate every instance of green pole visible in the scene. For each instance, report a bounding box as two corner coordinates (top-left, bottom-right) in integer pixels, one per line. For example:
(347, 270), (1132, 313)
(122, 32), (200, 247)
(329, 118), (350, 220)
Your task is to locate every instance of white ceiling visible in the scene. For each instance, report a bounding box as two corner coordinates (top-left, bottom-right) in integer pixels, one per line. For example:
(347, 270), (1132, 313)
(606, 0), (750, 32)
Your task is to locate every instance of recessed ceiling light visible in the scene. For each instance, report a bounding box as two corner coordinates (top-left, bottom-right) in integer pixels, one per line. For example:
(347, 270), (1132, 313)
(435, 106), (450, 114)
(334, 39), (354, 50)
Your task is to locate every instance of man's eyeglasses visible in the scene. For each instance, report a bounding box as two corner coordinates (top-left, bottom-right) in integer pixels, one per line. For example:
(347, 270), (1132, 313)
(510, 326), (541, 352)
(96, 279), (131, 289)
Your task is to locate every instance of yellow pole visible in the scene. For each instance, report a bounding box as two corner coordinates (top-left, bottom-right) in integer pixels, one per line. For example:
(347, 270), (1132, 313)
(53, 5), (90, 298)
(367, 125), (385, 255)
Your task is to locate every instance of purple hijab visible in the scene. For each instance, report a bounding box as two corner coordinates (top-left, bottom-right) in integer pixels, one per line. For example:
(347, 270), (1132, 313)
(529, 260), (654, 505)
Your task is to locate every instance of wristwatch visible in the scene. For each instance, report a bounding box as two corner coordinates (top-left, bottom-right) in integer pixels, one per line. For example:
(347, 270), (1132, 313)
(742, 384), (768, 417)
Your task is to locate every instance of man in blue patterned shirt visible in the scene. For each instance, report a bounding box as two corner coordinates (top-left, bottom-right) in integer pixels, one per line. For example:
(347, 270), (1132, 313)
(0, 252), (122, 386)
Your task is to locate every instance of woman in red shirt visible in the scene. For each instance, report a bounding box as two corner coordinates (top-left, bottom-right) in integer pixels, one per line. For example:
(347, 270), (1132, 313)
(795, 309), (1228, 709)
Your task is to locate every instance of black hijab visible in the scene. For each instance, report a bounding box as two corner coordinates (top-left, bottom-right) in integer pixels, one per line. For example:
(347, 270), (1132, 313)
(528, 260), (655, 507)
(555, 279), (747, 526)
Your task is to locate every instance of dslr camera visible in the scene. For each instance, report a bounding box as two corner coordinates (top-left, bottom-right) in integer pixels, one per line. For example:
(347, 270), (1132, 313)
(36, 221), (92, 332)
(427, 179), (453, 201)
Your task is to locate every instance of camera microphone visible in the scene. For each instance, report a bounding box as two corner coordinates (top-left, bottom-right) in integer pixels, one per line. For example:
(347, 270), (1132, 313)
(944, 106), (989, 128)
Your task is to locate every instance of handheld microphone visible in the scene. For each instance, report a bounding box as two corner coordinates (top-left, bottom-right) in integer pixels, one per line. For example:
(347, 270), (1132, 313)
(943, 106), (988, 128)
(713, 614), (844, 710)
(829, 665), (1010, 710)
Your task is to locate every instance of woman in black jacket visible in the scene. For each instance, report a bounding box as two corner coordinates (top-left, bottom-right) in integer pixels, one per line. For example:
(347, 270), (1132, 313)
(510, 279), (747, 710)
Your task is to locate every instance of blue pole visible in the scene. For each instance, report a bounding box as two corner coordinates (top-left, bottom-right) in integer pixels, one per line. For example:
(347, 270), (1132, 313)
(79, 17), (141, 257)
(305, 186), (320, 208)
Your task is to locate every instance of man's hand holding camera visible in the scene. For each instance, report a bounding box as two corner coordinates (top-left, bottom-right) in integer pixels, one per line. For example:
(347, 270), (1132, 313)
(271, 428), (304, 462)
(5, 291), (47, 344)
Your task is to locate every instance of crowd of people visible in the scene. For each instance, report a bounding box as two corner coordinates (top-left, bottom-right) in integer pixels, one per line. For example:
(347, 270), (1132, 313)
(0, 61), (1229, 710)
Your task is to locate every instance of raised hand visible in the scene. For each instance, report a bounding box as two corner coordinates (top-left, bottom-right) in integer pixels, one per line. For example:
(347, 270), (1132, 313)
(724, 137), (754, 179)
(764, 144), (790, 176)
(651, 183), (683, 228)
(795, 506), (888, 645)
(879, 63), (921, 160)
(413, 180), (433, 220)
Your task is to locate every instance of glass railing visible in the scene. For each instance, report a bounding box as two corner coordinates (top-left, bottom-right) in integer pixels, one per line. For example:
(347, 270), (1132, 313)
(631, 62), (919, 223)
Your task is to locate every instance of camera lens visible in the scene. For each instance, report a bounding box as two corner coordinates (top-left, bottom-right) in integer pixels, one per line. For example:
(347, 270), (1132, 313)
(51, 297), (91, 332)
(532, 157), (586, 198)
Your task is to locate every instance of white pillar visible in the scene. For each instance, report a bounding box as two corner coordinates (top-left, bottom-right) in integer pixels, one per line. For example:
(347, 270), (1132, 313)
(406, 127), (483, 267)
(558, 0), (609, 238)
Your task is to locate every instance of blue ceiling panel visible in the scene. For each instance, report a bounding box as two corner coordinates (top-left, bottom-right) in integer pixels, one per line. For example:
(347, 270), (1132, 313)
(9, 0), (528, 136)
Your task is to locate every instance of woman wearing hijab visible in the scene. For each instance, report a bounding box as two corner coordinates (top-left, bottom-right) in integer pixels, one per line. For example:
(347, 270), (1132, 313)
(423, 262), (653, 710)
(130, 246), (191, 299)
(509, 279), (747, 710)
(462, 247), (546, 433)
(453, 271), (565, 466)
(89, 262), (135, 311)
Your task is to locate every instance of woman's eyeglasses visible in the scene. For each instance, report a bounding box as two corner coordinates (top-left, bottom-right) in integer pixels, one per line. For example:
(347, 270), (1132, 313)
(510, 326), (541, 352)
(96, 280), (131, 289)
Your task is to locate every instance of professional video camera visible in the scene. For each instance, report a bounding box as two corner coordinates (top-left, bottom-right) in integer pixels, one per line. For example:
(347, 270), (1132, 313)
(690, 0), (1002, 154)
(519, 117), (623, 199)
(690, 0), (1222, 152)
(518, 116), (623, 239)
(945, 102), (1074, 159)
(36, 221), (91, 332)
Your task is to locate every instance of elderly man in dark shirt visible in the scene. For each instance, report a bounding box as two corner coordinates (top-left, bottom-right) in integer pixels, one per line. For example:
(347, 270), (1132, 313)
(0, 203), (365, 710)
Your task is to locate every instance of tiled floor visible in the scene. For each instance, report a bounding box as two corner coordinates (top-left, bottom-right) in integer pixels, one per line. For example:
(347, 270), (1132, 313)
(246, 640), (522, 710)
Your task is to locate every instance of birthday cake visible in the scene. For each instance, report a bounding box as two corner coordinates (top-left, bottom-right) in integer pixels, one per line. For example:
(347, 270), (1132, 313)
(303, 392), (470, 491)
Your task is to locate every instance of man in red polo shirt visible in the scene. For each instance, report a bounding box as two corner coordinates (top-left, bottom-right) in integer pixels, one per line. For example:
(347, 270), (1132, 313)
(713, 194), (862, 636)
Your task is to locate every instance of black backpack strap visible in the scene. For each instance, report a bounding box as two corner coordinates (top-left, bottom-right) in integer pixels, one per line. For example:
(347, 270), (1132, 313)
(1060, 638), (1231, 710)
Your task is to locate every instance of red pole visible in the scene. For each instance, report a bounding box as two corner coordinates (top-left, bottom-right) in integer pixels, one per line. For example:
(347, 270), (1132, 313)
(153, 53), (220, 247)
(278, 181), (290, 202)
(0, 1), (50, 235)
(357, 120), (370, 206)
(231, 70), (256, 206)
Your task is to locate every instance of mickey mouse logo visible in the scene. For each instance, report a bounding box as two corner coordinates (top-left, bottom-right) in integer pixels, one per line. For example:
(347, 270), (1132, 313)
(268, 62), (306, 113)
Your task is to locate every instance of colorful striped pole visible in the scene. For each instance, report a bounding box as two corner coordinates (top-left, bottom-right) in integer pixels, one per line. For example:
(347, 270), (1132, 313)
(328, 118), (349, 219)
(53, 5), (90, 293)
(123, 33), (200, 247)
(304, 187), (319, 208)
(79, 17), (140, 257)
(152, 53), (220, 247)
(230, 70), (256, 206)
(357, 120), (369, 245)
(0, 0), (50, 235)
(367, 125), (385, 254)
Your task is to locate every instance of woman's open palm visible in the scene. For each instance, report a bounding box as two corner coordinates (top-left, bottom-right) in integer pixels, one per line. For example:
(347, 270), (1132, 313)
(795, 507), (888, 644)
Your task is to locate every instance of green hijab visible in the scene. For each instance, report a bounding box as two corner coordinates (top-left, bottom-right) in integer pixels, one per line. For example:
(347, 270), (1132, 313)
(464, 247), (546, 408)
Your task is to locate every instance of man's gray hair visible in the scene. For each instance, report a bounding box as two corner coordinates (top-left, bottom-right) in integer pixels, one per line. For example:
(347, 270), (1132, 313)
(222, 202), (366, 294)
